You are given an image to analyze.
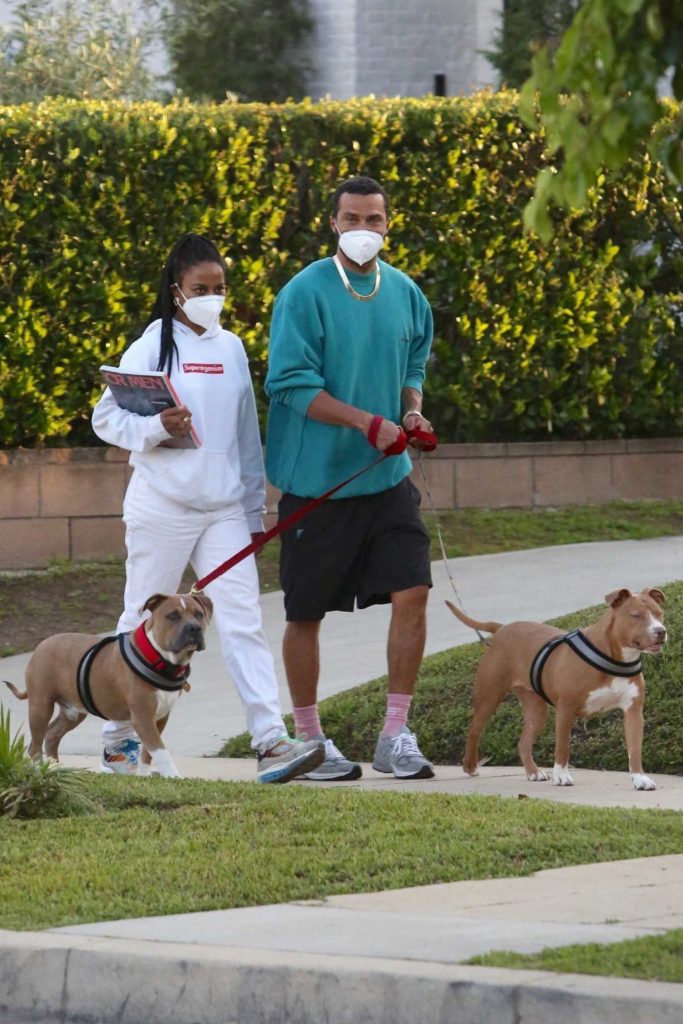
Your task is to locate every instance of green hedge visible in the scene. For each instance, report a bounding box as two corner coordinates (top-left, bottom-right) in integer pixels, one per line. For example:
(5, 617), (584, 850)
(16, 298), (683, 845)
(1, 94), (681, 447)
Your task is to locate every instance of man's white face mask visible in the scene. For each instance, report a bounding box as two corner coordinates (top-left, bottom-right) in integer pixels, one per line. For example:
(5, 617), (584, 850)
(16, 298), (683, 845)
(335, 227), (384, 267)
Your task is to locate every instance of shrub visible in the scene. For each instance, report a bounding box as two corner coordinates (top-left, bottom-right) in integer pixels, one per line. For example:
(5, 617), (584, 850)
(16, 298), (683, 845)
(0, 95), (681, 447)
(0, 705), (94, 818)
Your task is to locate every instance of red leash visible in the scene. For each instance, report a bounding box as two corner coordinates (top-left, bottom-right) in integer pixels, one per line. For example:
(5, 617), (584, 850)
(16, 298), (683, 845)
(191, 426), (437, 593)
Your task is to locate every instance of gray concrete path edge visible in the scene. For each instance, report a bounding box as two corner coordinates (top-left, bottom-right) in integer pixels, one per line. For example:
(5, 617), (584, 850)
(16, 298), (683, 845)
(2, 931), (683, 1024)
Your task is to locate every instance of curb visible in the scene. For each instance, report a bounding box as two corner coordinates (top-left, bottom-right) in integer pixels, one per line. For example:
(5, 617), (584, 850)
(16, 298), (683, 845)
(2, 931), (683, 1024)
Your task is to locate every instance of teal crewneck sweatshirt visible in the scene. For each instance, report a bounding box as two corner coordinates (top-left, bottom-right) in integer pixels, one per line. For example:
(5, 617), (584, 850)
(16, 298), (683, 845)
(265, 257), (433, 498)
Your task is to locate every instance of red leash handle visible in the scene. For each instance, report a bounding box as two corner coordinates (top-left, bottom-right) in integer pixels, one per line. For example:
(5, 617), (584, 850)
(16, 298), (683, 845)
(366, 415), (409, 456)
(407, 426), (439, 452)
(367, 415), (384, 449)
(367, 415), (407, 455)
(367, 417), (438, 455)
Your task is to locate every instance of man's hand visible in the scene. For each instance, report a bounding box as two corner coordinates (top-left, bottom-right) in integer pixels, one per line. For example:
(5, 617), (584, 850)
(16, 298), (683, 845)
(161, 405), (193, 438)
(402, 411), (434, 447)
(369, 417), (404, 452)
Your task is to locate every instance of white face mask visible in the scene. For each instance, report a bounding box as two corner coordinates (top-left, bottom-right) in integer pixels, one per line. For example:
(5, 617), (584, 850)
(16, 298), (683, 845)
(335, 227), (384, 267)
(175, 286), (225, 332)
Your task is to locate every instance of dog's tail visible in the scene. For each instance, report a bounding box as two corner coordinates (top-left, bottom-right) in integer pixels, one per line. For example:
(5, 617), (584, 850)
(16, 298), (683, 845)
(445, 600), (502, 635)
(4, 680), (27, 700)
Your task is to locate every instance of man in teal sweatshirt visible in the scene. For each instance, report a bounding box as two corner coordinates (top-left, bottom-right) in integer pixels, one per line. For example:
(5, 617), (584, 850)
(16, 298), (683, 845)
(265, 175), (436, 782)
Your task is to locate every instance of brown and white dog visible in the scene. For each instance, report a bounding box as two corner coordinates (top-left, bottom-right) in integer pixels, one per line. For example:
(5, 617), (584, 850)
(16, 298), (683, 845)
(4, 592), (212, 778)
(446, 588), (666, 790)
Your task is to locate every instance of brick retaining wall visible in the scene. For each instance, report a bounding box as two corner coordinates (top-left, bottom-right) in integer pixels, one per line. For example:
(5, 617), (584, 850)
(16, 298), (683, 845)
(2, 439), (683, 570)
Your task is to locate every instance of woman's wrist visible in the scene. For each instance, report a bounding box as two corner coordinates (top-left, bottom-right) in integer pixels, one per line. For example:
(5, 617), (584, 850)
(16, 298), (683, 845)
(402, 410), (422, 427)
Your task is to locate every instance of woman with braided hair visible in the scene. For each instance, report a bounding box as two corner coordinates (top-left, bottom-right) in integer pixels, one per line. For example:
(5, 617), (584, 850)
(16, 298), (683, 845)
(92, 232), (323, 782)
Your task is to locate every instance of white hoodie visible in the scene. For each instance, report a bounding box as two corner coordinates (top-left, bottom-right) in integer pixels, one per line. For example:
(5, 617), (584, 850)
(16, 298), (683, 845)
(92, 318), (265, 530)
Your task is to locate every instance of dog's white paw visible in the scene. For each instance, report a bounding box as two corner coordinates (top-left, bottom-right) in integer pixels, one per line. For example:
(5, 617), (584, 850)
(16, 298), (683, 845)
(553, 764), (574, 786)
(137, 763), (153, 777)
(632, 773), (656, 791)
(463, 767), (479, 777)
(527, 770), (549, 782)
(150, 748), (182, 779)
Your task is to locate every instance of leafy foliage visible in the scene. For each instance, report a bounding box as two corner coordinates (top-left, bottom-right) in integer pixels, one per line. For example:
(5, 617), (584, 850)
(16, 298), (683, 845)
(165, 0), (313, 102)
(521, 0), (683, 239)
(223, 580), (683, 776)
(0, 94), (681, 448)
(0, 705), (94, 818)
(0, 0), (161, 103)
(484, 0), (579, 89)
(0, 703), (27, 776)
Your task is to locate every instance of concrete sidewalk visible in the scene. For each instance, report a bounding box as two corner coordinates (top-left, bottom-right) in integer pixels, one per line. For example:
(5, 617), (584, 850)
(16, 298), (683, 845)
(2, 538), (683, 1023)
(3, 852), (683, 1023)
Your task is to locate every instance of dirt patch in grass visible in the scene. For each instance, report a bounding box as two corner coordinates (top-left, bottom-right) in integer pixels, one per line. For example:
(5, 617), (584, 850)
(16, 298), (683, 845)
(0, 556), (282, 657)
(0, 562), (152, 656)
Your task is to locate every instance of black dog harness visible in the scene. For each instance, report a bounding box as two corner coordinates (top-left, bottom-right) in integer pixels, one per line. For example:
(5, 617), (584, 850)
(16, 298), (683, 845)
(76, 625), (190, 720)
(529, 629), (642, 706)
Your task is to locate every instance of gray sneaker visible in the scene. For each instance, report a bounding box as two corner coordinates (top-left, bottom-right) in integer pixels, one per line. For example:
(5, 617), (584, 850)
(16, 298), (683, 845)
(300, 736), (362, 781)
(373, 727), (435, 779)
(256, 736), (325, 784)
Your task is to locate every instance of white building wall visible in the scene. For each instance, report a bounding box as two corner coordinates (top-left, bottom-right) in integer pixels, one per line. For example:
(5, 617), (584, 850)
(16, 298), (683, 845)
(307, 0), (502, 100)
(0, 0), (503, 101)
(304, 0), (359, 100)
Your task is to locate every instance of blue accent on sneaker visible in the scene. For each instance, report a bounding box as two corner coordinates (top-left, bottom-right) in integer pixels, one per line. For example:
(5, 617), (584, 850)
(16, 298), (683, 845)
(101, 738), (141, 774)
(257, 737), (325, 784)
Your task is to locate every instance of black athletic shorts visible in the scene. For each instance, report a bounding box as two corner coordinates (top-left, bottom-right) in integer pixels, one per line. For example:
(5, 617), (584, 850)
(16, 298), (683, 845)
(278, 477), (432, 621)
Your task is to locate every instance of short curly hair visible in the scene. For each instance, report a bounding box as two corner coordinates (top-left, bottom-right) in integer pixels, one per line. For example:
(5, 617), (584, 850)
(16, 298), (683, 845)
(332, 176), (389, 217)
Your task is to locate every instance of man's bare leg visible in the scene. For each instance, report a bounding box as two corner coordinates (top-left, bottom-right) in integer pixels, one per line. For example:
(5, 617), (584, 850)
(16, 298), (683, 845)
(387, 586), (429, 694)
(283, 620), (321, 708)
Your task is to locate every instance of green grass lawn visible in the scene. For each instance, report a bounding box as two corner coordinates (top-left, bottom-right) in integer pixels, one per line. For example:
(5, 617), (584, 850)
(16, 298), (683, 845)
(2, 776), (683, 931)
(468, 929), (683, 983)
(422, 499), (683, 560)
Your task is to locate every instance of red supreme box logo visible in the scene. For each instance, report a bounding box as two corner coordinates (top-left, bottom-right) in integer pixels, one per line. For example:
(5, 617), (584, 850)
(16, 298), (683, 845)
(183, 363), (224, 374)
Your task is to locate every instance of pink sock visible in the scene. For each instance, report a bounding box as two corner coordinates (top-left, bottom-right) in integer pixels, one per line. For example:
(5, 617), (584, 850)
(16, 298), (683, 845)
(381, 693), (412, 738)
(293, 703), (322, 739)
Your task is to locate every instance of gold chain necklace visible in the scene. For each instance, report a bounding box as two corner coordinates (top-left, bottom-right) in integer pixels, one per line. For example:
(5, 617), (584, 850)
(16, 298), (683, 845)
(333, 254), (381, 302)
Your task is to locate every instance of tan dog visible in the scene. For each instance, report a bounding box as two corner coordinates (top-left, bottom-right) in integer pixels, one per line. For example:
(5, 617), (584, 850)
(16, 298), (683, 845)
(447, 588), (666, 791)
(4, 592), (212, 779)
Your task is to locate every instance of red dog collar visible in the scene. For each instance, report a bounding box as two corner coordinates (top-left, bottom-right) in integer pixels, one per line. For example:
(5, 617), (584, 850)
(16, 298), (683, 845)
(130, 623), (189, 682)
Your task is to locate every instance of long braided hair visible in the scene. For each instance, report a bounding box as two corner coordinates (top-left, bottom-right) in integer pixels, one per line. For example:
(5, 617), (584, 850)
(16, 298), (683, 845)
(148, 233), (227, 376)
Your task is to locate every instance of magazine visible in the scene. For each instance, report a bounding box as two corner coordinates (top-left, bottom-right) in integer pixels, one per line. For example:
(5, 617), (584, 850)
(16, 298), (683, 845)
(100, 365), (201, 449)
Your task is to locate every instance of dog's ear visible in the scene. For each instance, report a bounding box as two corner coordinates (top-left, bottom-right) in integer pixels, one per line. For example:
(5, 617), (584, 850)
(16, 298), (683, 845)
(192, 592), (214, 623)
(142, 594), (168, 614)
(605, 588), (631, 608)
(643, 587), (665, 608)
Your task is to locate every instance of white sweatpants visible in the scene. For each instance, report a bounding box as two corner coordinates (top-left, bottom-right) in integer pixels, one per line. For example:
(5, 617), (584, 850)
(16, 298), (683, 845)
(103, 472), (287, 753)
